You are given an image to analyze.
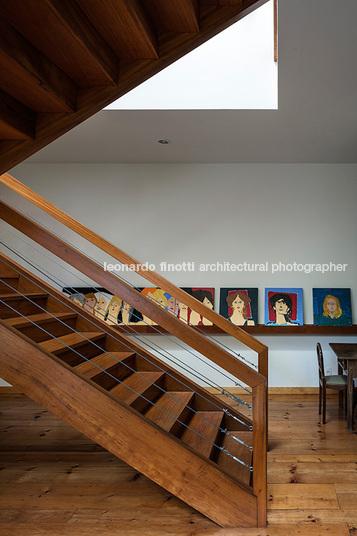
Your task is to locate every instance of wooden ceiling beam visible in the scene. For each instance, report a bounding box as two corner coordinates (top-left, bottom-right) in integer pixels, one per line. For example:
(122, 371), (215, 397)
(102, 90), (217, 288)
(0, 16), (77, 113)
(76, 0), (159, 59)
(0, 90), (36, 140)
(201, 1), (243, 5)
(0, 0), (119, 87)
(45, 0), (120, 85)
(142, 0), (200, 33)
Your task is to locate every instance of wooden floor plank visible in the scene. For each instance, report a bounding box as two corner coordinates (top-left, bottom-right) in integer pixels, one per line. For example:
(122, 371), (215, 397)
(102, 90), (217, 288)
(268, 508), (357, 524)
(334, 484), (357, 510)
(0, 392), (356, 535)
(268, 462), (357, 484)
(0, 523), (351, 535)
(268, 483), (339, 509)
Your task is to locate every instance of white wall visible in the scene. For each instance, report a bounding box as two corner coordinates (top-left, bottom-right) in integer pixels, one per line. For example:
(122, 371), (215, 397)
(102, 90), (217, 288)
(1, 163), (356, 387)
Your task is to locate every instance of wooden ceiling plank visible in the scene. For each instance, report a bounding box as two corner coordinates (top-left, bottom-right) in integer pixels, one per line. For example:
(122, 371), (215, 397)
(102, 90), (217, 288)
(0, 0), (267, 173)
(0, 89), (36, 140)
(142, 0), (200, 33)
(76, 0), (159, 59)
(43, 0), (120, 85)
(202, 1), (243, 5)
(0, 16), (77, 113)
(0, 0), (119, 86)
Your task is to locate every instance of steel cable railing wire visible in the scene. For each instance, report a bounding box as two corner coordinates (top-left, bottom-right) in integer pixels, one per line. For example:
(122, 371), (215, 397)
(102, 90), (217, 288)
(0, 234), (252, 414)
(0, 240), (253, 431)
(0, 196), (258, 371)
(0, 290), (253, 467)
(0, 220), (253, 401)
(0, 221), (253, 404)
(0, 254), (253, 441)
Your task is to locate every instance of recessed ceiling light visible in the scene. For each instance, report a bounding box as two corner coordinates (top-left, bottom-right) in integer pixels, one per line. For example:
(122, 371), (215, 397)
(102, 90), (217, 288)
(157, 139), (171, 144)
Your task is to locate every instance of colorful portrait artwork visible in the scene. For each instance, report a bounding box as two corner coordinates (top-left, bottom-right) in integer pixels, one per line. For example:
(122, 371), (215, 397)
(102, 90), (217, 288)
(313, 288), (352, 326)
(265, 288), (303, 326)
(132, 287), (179, 325)
(180, 288), (215, 326)
(219, 288), (258, 326)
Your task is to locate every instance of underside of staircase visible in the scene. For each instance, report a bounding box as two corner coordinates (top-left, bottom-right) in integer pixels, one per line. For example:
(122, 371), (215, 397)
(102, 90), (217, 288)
(0, 0), (268, 174)
(0, 253), (260, 527)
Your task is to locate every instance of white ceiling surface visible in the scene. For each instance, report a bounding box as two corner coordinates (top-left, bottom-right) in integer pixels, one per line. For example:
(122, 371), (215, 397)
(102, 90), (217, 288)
(105, 1), (277, 111)
(24, 0), (357, 164)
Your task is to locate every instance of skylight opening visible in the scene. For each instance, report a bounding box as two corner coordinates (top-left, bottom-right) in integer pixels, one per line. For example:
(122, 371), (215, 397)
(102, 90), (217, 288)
(105, 0), (277, 111)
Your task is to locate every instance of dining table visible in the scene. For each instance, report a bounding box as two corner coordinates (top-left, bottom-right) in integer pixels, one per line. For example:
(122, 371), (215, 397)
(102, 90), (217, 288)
(329, 343), (357, 431)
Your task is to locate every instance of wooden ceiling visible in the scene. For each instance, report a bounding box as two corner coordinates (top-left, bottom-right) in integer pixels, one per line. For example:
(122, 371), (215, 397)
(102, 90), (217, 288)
(0, 0), (268, 174)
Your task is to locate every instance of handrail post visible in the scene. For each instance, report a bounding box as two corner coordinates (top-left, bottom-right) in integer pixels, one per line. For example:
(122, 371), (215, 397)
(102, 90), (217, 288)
(252, 380), (267, 527)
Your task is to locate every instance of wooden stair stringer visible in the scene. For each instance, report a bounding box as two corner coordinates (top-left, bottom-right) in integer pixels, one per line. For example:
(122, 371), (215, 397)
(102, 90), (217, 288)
(0, 252), (253, 432)
(0, 319), (257, 528)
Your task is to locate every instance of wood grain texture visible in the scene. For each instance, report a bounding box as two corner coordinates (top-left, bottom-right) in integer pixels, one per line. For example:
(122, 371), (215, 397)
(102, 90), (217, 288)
(0, 322), (258, 527)
(0, 17), (77, 112)
(1, 392), (356, 535)
(0, 252), (252, 431)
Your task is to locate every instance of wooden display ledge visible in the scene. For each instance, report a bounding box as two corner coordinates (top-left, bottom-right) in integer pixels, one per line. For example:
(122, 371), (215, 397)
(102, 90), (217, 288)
(114, 324), (357, 336)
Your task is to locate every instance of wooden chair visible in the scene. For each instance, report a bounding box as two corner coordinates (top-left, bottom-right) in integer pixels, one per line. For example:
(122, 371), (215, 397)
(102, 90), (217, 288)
(317, 342), (347, 424)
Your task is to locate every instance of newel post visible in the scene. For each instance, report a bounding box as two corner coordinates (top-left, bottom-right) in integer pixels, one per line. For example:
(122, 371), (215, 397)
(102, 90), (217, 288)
(252, 379), (267, 527)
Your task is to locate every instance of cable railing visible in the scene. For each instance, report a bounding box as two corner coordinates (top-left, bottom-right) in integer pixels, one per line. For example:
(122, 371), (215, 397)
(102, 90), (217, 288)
(0, 267), (253, 471)
(0, 244), (252, 419)
(1, 231), (253, 406)
(0, 172), (267, 525)
(1, 193), (259, 370)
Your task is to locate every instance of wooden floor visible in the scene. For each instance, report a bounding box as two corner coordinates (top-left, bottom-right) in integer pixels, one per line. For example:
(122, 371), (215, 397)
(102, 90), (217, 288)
(0, 390), (356, 536)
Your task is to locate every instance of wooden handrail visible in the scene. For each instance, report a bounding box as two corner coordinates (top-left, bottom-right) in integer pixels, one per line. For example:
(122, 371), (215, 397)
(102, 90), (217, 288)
(0, 173), (268, 367)
(0, 199), (265, 389)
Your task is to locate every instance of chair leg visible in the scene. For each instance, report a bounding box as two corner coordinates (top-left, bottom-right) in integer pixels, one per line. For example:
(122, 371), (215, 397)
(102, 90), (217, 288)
(339, 391), (343, 409)
(322, 387), (326, 424)
(318, 385), (322, 415)
(353, 388), (357, 426)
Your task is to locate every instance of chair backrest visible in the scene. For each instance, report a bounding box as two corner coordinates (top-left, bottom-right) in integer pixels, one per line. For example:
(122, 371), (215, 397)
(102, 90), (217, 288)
(317, 342), (325, 384)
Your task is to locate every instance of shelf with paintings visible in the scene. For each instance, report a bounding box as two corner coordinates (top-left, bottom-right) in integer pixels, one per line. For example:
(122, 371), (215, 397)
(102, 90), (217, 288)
(62, 285), (354, 336)
(114, 323), (357, 335)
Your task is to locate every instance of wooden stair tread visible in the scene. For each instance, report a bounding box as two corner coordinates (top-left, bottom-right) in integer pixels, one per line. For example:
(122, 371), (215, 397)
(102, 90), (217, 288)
(39, 331), (105, 354)
(4, 311), (77, 328)
(109, 371), (164, 405)
(216, 431), (253, 487)
(181, 411), (224, 459)
(74, 351), (135, 379)
(145, 391), (194, 433)
(0, 292), (48, 301)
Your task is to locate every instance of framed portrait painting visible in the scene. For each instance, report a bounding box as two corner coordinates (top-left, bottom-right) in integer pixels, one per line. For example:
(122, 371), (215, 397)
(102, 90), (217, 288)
(219, 288), (258, 326)
(313, 288), (352, 326)
(265, 287), (303, 326)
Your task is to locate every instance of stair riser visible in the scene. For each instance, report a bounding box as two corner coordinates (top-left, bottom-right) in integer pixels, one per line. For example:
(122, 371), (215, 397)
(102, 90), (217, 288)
(0, 297), (48, 320)
(0, 278), (19, 292)
(130, 376), (166, 414)
(53, 337), (107, 367)
(14, 318), (77, 343)
(91, 357), (136, 390)
(170, 405), (194, 437)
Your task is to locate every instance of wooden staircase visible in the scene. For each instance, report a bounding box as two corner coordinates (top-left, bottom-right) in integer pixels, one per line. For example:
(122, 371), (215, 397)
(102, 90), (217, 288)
(0, 254), (258, 527)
